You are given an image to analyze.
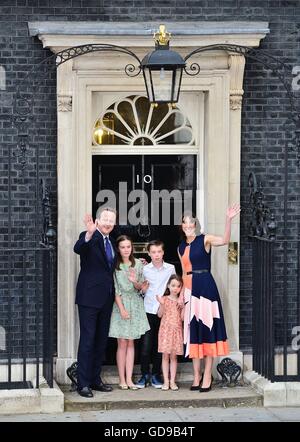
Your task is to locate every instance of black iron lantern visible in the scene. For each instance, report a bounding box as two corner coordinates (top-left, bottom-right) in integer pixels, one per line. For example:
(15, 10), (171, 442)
(141, 25), (186, 105)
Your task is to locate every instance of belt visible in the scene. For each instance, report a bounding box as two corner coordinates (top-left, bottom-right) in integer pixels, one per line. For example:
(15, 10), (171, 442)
(186, 269), (209, 275)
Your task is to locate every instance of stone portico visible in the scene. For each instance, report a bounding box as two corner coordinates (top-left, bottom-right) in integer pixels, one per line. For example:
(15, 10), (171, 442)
(28, 21), (269, 384)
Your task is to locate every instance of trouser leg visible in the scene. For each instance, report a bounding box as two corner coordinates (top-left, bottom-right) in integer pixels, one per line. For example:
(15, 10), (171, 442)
(91, 298), (113, 385)
(140, 313), (156, 376)
(149, 313), (162, 376)
(77, 305), (98, 390)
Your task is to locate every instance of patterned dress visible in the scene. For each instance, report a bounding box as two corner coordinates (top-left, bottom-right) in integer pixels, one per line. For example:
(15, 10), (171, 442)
(158, 296), (183, 356)
(178, 235), (229, 359)
(109, 259), (150, 340)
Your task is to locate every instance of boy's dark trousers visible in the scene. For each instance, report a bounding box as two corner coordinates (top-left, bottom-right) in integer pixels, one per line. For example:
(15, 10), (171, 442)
(140, 313), (162, 376)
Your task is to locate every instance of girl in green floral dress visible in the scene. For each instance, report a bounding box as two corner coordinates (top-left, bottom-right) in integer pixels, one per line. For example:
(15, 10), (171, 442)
(109, 235), (150, 389)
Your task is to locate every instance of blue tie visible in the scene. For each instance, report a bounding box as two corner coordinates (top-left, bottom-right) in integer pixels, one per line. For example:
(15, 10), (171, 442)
(104, 236), (113, 267)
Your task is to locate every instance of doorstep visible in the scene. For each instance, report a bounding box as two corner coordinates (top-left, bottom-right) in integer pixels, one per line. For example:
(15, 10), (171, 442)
(62, 382), (263, 411)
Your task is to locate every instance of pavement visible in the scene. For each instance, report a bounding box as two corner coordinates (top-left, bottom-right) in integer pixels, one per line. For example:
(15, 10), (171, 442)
(0, 376), (299, 422)
(0, 406), (299, 422)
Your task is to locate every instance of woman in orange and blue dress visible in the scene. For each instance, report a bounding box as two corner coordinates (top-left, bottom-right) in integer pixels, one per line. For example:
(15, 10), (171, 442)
(178, 205), (240, 392)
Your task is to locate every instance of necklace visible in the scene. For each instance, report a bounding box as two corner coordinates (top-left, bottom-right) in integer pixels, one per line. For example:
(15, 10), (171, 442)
(186, 236), (196, 245)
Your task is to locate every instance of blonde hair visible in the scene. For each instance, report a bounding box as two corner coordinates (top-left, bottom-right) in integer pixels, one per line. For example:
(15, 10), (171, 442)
(180, 211), (201, 237)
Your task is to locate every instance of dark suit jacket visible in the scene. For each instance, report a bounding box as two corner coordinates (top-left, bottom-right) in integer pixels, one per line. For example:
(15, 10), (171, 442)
(74, 230), (117, 309)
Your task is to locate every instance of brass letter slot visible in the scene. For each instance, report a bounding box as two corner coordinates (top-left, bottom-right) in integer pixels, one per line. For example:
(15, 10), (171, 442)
(228, 242), (238, 265)
(133, 242), (148, 255)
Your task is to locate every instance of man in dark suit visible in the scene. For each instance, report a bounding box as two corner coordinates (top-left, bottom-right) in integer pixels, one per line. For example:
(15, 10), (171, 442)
(74, 207), (117, 398)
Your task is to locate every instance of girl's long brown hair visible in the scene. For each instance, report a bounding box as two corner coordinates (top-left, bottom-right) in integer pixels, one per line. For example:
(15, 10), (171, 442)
(115, 235), (136, 270)
(163, 274), (183, 296)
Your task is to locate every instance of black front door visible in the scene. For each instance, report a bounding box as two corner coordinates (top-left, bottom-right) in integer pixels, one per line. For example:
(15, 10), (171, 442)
(92, 155), (196, 268)
(92, 154), (197, 363)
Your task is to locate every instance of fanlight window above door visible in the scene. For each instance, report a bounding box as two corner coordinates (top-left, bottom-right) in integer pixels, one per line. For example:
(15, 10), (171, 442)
(93, 95), (194, 146)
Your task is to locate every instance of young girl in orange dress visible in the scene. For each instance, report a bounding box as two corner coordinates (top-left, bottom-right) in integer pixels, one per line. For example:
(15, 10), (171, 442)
(156, 274), (184, 391)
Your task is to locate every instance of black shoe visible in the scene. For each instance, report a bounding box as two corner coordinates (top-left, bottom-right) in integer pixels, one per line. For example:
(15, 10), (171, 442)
(91, 381), (113, 392)
(78, 386), (93, 398)
(199, 376), (213, 393)
(190, 375), (203, 391)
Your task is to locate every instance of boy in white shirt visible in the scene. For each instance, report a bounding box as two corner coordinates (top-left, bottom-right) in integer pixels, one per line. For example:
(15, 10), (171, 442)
(136, 240), (176, 388)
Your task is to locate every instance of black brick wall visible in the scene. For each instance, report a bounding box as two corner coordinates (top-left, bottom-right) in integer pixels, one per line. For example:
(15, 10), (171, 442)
(0, 0), (300, 355)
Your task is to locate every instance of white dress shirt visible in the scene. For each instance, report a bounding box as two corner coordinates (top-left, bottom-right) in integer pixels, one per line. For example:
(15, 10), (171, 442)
(143, 261), (176, 314)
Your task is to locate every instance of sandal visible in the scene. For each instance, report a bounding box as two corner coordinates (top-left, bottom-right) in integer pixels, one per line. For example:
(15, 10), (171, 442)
(127, 384), (139, 390)
(118, 384), (128, 390)
(170, 383), (179, 391)
(161, 383), (169, 391)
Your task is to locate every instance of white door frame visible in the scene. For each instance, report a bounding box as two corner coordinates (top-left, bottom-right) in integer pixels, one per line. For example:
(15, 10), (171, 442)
(55, 63), (242, 383)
